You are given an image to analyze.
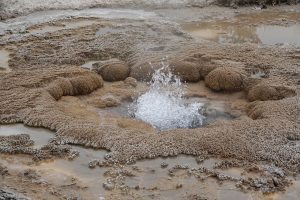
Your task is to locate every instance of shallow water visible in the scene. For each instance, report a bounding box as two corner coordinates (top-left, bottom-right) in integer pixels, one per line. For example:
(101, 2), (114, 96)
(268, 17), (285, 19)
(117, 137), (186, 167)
(35, 145), (108, 199)
(183, 12), (300, 46)
(256, 25), (300, 45)
(0, 124), (53, 148)
(0, 50), (10, 72)
(184, 22), (300, 45)
(275, 175), (300, 200)
(0, 124), (108, 198)
(0, 124), (299, 199)
(126, 156), (260, 200)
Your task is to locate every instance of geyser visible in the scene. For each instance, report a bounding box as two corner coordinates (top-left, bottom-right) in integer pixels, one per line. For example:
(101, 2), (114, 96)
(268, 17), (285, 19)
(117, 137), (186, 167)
(130, 64), (205, 131)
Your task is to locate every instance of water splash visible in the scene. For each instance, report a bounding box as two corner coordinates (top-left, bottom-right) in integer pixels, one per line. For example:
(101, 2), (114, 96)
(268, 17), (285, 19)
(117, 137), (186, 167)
(130, 62), (204, 131)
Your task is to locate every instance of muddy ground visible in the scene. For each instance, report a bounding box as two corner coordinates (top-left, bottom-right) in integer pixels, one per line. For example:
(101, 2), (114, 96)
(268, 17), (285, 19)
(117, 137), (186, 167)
(0, 3), (299, 200)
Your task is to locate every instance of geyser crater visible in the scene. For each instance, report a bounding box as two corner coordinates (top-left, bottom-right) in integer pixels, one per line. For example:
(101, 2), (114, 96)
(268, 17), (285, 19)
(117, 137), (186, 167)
(98, 63), (236, 131)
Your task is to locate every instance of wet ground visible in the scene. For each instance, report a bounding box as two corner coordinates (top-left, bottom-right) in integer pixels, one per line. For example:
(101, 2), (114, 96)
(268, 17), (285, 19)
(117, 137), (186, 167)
(1, 124), (299, 199)
(0, 4), (300, 200)
(182, 11), (300, 45)
(0, 49), (10, 72)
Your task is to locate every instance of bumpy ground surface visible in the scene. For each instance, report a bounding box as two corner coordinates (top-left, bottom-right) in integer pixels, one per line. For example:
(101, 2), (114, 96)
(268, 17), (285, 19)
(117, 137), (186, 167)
(0, 3), (299, 200)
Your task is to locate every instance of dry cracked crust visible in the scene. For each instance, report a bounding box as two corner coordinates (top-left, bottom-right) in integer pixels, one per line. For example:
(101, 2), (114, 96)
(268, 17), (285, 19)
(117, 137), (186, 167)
(0, 18), (299, 176)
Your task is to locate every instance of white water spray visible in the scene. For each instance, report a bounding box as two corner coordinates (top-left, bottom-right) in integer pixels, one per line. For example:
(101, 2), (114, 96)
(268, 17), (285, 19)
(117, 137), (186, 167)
(131, 62), (204, 131)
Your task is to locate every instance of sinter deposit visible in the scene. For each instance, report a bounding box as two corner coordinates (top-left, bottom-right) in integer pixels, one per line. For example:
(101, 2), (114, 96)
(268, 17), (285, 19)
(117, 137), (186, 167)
(0, 1), (299, 200)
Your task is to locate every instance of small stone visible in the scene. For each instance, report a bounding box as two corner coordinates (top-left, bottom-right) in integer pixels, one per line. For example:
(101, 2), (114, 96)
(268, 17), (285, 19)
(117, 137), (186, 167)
(161, 162), (169, 168)
(68, 150), (79, 160)
(251, 178), (268, 188)
(231, 4), (238, 9)
(88, 160), (99, 168)
(150, 186), (158, 190)
(272, 177), (279, 187)
(0, 164), (8, 176)
(0, 189), (31, 200)
(103, 182), (114, 191)
(134, 185), (140, 190)
(195, 156), (205, 164)
(261, 4), (267, 9)
(132, 166), (139, 171)
(23, 169), (40, 180)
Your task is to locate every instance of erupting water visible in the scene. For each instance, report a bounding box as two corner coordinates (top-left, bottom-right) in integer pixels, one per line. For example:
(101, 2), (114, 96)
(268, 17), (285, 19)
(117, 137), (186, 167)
(130, 64), (204, 131)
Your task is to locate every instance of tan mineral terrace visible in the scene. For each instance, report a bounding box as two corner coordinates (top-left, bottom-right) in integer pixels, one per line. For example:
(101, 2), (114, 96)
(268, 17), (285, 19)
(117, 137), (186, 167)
(0, 3), (300, 200)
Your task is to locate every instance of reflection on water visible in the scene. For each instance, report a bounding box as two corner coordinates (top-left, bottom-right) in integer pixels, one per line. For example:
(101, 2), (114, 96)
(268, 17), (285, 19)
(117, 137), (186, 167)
(183, 12), (300, 45)
(256, 25), (300, 45)
(184, 22), (300, 45)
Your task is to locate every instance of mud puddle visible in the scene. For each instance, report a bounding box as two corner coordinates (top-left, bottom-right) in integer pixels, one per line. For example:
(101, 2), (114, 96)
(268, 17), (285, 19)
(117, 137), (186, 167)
(0, 124), (53, 148)
(129, 157), (300, 200)
(0, 49), (10, 73)
(126, 157), (267, 200)
(35, 145), (108, 199)
(275, 174), (300, 200)
(0, 124), (109, 199)
(183, 11), (300, 45)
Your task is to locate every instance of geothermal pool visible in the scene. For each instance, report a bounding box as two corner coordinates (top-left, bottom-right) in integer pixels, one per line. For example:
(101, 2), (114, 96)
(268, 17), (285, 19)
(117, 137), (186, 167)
(114, 67), (235, 131)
